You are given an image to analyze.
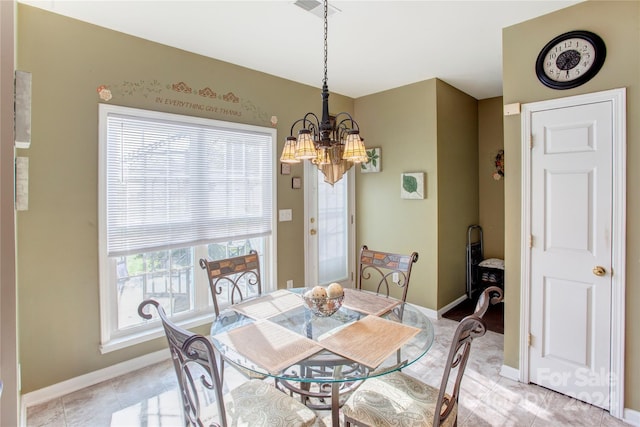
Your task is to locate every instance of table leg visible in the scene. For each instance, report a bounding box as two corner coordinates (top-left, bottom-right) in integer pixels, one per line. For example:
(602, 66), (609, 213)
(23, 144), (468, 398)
(331, 382), (339, 426)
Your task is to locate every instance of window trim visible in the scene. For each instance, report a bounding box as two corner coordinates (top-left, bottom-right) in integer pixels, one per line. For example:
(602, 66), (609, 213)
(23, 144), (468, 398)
(98, 104), (277, 353)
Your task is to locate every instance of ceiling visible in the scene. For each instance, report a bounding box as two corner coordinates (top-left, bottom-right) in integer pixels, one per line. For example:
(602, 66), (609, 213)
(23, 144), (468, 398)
(19, 0), (581, 100)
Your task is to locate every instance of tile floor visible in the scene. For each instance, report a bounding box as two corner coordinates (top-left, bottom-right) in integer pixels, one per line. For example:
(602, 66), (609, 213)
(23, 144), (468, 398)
(26, 317), (631, 427)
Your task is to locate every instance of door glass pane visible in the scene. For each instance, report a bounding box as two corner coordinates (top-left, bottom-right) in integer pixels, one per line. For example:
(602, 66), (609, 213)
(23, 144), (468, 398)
(317, 174), (348, 284)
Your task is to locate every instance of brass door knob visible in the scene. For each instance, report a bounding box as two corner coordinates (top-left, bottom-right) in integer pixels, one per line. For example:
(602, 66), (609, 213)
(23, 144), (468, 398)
(592, 266), (606, 276)
(310, 229), (317, 235)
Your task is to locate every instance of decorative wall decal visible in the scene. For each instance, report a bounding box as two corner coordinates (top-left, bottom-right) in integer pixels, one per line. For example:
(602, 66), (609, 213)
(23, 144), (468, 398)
(271, 116), (278, 126)
(98, 79), (271, 123)
(401, 172), (425, 199)
(241, 99), (270, 123)
(171, 81), (193, 93)
(223, 92), (240, 103)
(97, 80), (162, 100)
(97, 85), (112, 101)
(198, 87), (217, 99)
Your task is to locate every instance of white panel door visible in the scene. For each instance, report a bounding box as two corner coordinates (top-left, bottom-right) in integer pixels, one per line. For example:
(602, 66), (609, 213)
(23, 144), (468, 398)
(529, 101), (612, 409)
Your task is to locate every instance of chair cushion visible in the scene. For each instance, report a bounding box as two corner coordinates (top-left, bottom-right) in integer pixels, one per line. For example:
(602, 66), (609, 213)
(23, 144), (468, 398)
(478, 258), (504, 270)
(224, 379), (316, 426)
(342, 371), (457, 427)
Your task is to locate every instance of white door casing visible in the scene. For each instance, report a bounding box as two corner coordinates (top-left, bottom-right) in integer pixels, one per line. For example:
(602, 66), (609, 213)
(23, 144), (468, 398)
(304, 163), (356, 288)
(520, 88), (626, 417)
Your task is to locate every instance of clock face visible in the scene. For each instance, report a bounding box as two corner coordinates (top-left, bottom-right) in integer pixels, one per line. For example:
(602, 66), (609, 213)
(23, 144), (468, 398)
(536, 31), (606, 90)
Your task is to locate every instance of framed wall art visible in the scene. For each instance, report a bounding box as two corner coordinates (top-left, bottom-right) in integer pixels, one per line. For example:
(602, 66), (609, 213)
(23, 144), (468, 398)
(360, 147), (381, 173)
(401, 172), (424, 199)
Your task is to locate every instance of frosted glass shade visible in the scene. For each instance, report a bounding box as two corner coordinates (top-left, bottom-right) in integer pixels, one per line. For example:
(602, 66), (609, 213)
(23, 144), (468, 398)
(280, 137), (300, 163)
(295, 130), (317, 159)
(342, 132), (367, 163)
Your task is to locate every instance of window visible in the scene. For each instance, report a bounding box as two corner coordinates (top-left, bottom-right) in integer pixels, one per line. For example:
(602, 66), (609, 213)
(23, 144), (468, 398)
(98, 105), (276, 352)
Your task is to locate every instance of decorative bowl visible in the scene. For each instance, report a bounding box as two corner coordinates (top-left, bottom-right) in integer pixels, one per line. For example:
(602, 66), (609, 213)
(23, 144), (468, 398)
(302, 288), (344, 317)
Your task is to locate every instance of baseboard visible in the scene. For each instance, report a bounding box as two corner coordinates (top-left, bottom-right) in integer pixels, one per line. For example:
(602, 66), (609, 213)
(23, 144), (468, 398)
(499, 364), (520, 381)
(21, 349), (169, 408)
(437, 294), (468, 318)
(623, 408), (640, 426)
(410, 303), (438, 319)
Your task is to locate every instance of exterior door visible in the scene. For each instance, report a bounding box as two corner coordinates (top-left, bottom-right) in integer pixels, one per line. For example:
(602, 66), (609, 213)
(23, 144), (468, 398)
(528, 98), (615, 409)
(304, 163), (355, 287)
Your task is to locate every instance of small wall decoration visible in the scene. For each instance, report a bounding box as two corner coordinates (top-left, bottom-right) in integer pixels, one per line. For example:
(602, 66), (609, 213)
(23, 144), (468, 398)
(493, 149), (504, 181)
(360, 147), (381, 173)
(401, 172), (424, 199)
(280, 163), (291, 175)
(292, 177), (302, 189)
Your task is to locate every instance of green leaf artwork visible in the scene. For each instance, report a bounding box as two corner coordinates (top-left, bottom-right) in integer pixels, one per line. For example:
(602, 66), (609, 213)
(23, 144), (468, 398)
(360, 147), (381, 173)
(403, 175), (418, 193)
(401, 172), (424, 199)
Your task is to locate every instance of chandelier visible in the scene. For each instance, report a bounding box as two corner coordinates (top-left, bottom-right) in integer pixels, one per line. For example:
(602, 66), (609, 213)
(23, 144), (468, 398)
(279, 0), (367, 185)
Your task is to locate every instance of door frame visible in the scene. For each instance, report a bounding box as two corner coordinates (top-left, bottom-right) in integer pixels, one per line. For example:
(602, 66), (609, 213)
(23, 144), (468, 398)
(303, 163), (356, 287)
(519, 88), (626, 417)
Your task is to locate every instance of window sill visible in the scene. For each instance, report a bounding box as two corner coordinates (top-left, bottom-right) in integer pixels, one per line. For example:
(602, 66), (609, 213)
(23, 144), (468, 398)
(99, 311), (215, 354)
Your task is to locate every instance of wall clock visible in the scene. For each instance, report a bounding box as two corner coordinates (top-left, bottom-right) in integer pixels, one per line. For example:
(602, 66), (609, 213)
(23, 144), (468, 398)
(535, 30), (606, 90)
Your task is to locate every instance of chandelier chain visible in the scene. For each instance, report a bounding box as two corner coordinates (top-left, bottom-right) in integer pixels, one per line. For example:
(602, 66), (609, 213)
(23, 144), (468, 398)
(280, 0), (366, 185)
(323, 0), (328, 87)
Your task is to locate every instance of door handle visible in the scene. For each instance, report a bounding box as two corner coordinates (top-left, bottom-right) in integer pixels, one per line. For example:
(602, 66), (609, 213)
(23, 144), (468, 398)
(592, 266), (606, 276)
(310, 229), (317, 236)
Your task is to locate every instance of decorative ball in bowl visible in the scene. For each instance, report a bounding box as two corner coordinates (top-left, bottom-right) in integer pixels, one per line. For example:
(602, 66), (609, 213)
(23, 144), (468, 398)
(302, 283), (345, 317)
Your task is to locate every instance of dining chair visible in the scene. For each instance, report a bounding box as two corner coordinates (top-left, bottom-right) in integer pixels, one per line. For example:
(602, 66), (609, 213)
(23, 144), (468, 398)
(199, 249), (262, 317)
(199, 250), (265, 383)
(474, 285), (504, 318)
(137, 299), (317, 427)
(357, 245), (419, 304)
(342, 314), (487, 427)
(342, 286), (502, 427)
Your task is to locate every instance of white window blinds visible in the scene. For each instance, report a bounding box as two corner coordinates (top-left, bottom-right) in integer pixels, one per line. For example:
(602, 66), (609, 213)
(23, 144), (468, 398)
(101, 105), (274, 257)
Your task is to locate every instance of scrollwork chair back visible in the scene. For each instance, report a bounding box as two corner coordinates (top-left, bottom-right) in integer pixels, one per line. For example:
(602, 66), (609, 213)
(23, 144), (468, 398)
(357, 245), (419, 303)
(199, 250), (262, 317)
(343, 286), (504, 427)
(138, 299), (226, 427)
(474, 285), (504, 318)
(138, 299), (317, 427)
(342, 315), (488, 427)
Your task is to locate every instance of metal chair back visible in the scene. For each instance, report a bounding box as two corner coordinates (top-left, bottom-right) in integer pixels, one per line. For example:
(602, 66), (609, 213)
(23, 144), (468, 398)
(434, 315), (486, 426)
(138, 299), (226, 427)
(357, 245), (418, 303)
(199, 250), (262, 317)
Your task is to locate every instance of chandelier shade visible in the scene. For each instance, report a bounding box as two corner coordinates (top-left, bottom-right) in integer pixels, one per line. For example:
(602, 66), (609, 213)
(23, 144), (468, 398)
(279, 0), (367, 185)
(342, 131), (367, 163)
(280, 137), (300, 164)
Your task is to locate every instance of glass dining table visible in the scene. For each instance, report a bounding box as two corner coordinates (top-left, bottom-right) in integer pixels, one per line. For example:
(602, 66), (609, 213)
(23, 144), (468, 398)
(210, 287), (435, 427)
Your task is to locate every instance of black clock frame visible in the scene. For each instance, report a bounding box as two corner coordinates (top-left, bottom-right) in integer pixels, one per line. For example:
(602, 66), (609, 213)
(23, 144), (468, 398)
(535, 30), (606, 90)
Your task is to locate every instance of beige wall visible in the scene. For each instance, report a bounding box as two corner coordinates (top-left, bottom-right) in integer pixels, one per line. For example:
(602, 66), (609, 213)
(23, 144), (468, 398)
(354, 80), (439, 309)
(354, 79), (479, 310)
(16, 4), (353, 393)
(478, 97), (504, 259)
(502, 0), (639, 411)
(1, 1), (20, 425)
(435, 80), (479, 307)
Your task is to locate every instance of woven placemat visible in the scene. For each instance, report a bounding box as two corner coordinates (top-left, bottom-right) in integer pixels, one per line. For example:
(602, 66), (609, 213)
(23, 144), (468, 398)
(341, 288), (400, 316)
(231, 290), (303, 319)
(213, 319), (322, 374)
(318, 315), (420, 369)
